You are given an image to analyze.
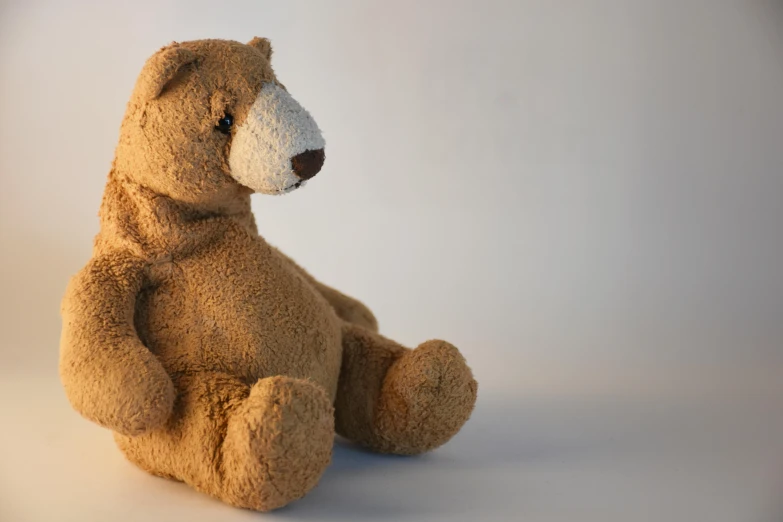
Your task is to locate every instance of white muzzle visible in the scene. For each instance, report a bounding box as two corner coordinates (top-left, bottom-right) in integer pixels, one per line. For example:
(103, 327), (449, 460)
(228, 83), (325, 195)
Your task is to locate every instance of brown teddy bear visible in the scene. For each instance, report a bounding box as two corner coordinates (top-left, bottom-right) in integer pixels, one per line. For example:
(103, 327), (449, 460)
(59, 37), (477, 512)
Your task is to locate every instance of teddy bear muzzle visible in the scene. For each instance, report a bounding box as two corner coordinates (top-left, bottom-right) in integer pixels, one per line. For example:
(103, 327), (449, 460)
(228, 83), (325, 195)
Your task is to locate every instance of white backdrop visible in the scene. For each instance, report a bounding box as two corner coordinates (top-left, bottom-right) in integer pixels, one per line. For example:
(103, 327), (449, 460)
(1, 1), (782, 521)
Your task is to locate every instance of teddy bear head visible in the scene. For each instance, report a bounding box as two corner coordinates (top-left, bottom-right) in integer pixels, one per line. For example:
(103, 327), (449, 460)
(115, 37), (324, 207)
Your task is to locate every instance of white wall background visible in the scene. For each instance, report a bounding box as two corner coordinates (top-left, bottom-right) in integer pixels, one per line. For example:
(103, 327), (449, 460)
(1, 0), (782, 398)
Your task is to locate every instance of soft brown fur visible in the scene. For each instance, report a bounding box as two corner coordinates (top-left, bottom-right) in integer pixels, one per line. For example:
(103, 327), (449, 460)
(60, 38), (477, 511)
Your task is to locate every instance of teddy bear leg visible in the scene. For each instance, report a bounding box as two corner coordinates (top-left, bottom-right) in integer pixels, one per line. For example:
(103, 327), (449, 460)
(221, 375), (334, 510)
(115, 373), (334, 511)
(334, 324), (478, 455)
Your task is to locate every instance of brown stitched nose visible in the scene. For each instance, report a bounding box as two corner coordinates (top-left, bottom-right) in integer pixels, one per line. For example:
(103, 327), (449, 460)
(291, 148), (325, 180)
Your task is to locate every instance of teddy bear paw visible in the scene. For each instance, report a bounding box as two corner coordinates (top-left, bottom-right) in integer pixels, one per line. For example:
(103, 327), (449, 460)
(374, 340), (478, 455)
(220, 376), (334, 511)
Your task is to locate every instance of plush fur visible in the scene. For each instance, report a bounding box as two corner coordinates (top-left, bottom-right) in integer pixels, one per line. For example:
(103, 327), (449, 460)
(60, 37), (477, 512)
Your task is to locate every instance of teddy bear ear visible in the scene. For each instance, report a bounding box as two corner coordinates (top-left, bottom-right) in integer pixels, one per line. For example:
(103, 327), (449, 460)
(247, 37), (273, 61)
(135, 43), (197, 101)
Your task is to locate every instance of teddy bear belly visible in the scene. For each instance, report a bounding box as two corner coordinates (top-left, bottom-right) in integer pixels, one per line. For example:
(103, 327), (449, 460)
(136, 241), (344, 400)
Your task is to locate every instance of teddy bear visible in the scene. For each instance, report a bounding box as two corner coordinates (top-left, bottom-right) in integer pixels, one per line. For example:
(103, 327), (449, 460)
(59, 37), (477, 512)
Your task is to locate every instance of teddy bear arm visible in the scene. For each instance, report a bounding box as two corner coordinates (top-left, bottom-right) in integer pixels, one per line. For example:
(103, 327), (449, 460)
(272, 247), (379, 331)
(59, 253), (175, 436)
(311, 282), (379, 331)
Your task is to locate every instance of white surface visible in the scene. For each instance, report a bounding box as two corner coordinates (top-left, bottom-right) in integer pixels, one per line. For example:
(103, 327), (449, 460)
(1, 377), (782, 522)
(1, 1), (782, 520)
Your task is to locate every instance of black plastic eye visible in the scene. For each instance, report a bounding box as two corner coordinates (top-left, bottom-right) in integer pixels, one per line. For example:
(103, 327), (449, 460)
(216, 114), (234, 134)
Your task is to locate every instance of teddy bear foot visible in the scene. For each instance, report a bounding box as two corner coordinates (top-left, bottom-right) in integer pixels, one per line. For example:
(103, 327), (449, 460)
(220, 376), (335, 511)
(374, 340), (478, 455)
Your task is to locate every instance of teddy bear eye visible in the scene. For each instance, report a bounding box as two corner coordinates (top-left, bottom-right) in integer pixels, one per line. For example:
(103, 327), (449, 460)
(216, 114), (234, 134)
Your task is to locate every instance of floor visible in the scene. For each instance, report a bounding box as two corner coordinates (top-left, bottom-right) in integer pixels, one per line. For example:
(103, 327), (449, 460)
(2, 373), (782, 522)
